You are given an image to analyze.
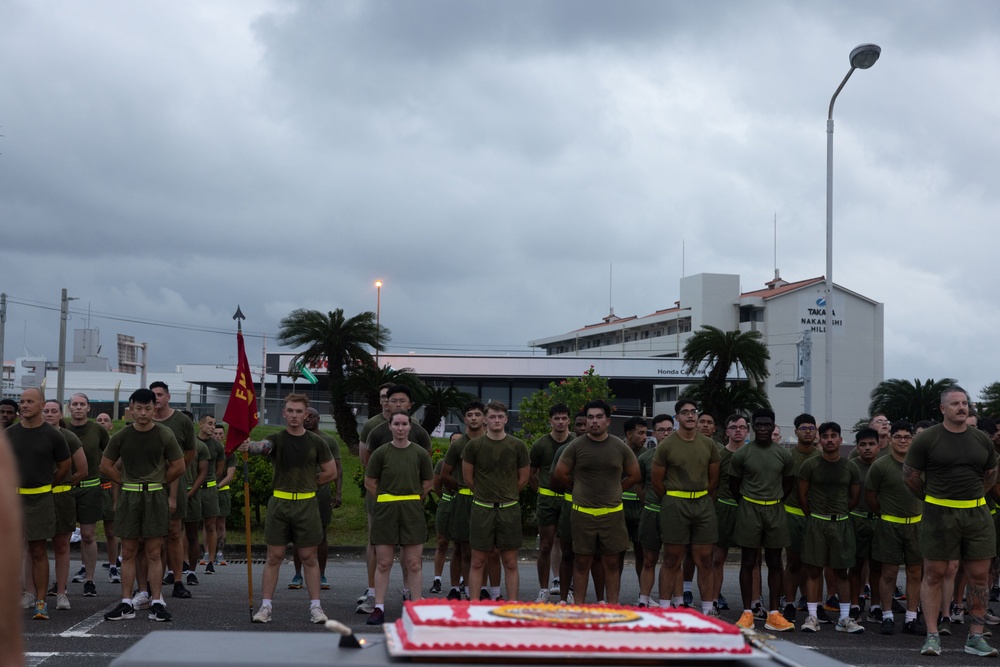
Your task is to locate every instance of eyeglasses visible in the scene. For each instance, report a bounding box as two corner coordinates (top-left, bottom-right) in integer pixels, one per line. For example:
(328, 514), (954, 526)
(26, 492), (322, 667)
(891, 434), (913, 441)
(727, 425), (748, 431)
(796, 426), (817, 432)
(654, 427), (673, 433)
(677, 409), (698, 417)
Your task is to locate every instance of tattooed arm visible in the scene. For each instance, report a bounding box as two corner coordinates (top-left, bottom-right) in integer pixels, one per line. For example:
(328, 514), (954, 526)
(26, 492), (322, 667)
(902, 463), (924, 499)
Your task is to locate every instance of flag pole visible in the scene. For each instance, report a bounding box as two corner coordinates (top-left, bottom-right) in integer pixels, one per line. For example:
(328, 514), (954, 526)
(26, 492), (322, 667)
(234, 306), (255, 622)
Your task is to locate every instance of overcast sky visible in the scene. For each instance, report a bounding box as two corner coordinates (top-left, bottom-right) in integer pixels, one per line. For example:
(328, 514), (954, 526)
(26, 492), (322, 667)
(2, 1), (998, 400)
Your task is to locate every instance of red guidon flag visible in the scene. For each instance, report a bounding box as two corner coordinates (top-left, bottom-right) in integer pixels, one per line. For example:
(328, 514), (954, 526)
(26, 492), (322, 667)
(223, 330), (259, 454)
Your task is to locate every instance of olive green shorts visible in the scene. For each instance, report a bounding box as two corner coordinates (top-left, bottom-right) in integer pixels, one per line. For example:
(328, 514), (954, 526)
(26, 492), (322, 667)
(872, 519), (922, 565)
(53, 489), (77, 535)
(638, 504), (662, 551)
(994, 510), (1000, 553)
(372, 498), (428, 546)
(570, 507), (629, 556)
(102, 484), (116, 523)
(469, 502), (521, 551)
(802, 515), (855, 569)
(447, 492), (473, 543)
(22, 493), (56, 542)
(116, 489), (170, 539)
(784, 507), (807, 552)
(264, 496), (323, 547)
(624, 499), (643, 543)
(170, 486), (187, 521)
(74, 483), (103, 525)
(557, 497), (573, 543)
(435, 495), (453, 536)
(316, 484), (332, 526)
(716, 500), (739, 550)
(920, 503), (996, 561)
(850, 513), (876, 560)
(200, 486), (221, 519)
(218, 489), (231, 519)
(535, 491), (562, 528)
(659, 495), (717, 546)
(184, 488), (203, 523)
(734, 501), (789, 550)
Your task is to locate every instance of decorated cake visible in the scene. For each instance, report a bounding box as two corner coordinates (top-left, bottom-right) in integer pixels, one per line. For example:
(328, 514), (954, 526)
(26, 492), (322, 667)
(392, 600), (751, 656)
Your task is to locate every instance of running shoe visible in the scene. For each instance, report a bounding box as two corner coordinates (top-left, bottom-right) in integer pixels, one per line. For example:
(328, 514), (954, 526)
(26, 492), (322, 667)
(320, 575), (330, 590)
(682, 591), (693, 607)
(753, 602), (767, 620)
(72, 566), (87, 583)
(549, 578), (560, 595)
(199, 552), (210, 566)
(252, 605), (272, 623)
(55, 593), (71, 610)
(921, 633), (941, 656)
(866, 607), (882, 623)
(33, 601), (49, 620)
(47, 583), (57, 597)
(735, 610), (755, 630)
(446, 588), (461, 601)
(356, 595), (375, 614)
(800, 615), (820, 633)
(186, 572), (199, 587)
(288, 574), (304, 589)
(356, 589), (369, 604)
(429, 579), (442, 594)
(823, 595), (840, 612)
(205, 562), (215, 575)
(149, 602), (172, 622)
(535, 589), (550, 603)
(765, 610), (795, 632)
(479, 589), (491, 601)
(893, 585), (905, 601)
(21, 591), (35, 609)
(109, 566), (121, 583)
(310, 606), (328, 624)
(880, 617), (894, 635)
(966, 634), (999, 657)
(172, 582), (191, 599)
(782, 603), (797, 623)
(939, 616), (952, 636)
(402, 587), (412, 601)
(105, 602), (135, 621)
(992, 585), (1000, 602)
(836, 617), (864, 634)
(367, 607), (385, 625)
(717, 594), (730, 610)
(132, 591), (151, 609)
(216, 553), (227, 566)
(904, 619), (923, 635)
(162, 571), (175, 585)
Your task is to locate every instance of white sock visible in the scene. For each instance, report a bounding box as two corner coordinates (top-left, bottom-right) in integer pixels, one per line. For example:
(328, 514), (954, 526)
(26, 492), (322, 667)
(262, 599), (272, 608)
(672, 596), (683, 606)
(376, 603), (385, 611)
(310, 599), (321, 608)
(489, 586), (500, 598)
(434, 576), (441, 582)
(882, 610), (894, 622)
(639, 595), (649, 604)
(122, 597), (132, 605)
(807, 602), (818, 618)
(701, 601), (713, 615)
(683, 581), (692, 594)
(366, 587), (374, 596)
(839, 603), (850, 620)
(906, 610), (917, 622)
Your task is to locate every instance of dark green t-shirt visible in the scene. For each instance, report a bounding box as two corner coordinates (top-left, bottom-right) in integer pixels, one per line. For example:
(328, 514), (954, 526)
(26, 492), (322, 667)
(866, 454), (922, 518)
(366, 419), (431, 462)
(201, 437), (224, 483)
(529, 433), (571, 490)
(358, 413), (388, 445)
(730, 441), (793, 501)
(798, 456), (859, 515)
(463, 434), (529, 503)
(185, 439), (210, 488)
(851, 458), (875, 512)
(558, 435), (637, 508)
(905, 424), (998, 500)
(104, 423), (184, 484)
(366, 442), (433, 496)
(67, 420), (110, 480)
(638, 448), (659, 504)
(155, 410), (196, 455)
(7, 422), (71, 488)
(785, 446), (819, 509)
(443, 435), (470, 488)
(652, 431), (720, 492)
(717, 444), (740, 502)
(265, 430), (333, 494)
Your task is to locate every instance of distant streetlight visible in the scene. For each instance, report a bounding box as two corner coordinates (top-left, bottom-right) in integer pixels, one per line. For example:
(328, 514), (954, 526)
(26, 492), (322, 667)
(825, 43), (881, 420)
(375, 280), (382, 366)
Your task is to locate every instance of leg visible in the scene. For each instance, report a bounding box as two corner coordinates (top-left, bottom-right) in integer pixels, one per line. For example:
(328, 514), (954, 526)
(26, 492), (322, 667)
(118, 538), (140, 599)
(434, 531), (449, 579)
(260, 545), (286, 602)
(964, 558), (993, 636)
(905, 561), (923, 613)
(374, 544), (395, 605)
(52, 533), (70, 594)
(184, 522), (200, 573)
(500, 549), (520, 601)
(203, 518), (218, 570)
(402, 544), (424, 602)
(590, 557), (605, 601)
(28, 540), (49, 600)
(805, 563), (823, 607)
(467, 548), (487, 599)
(712, 545), (727, 603)
(660, 543), (685, 603)
(602, 552), (623, 604)
(573, 553), (594, 603)
(879, 562), (901, 617)
(317, 528), (329, 578)
(448, 542), (461, 587)
(739, 547), (757, 610)
(551, 538), (563, 585)
(559, 539), (574, 601)
(537, 524), (556, 589)
(214, 515), (226, 560)
(784, 548), (803, 604)
(167, 519), (184, 582)
(143, 536), (166, 601)
(640, 546), (661, 598)
(105, 519), (118, 568)
(293, 548), (303, 576)
(692, 544), (715, 606)
(922, 559), (949, 634)
(299, 545), (321, 599)
(80, 523), (98, 583)
(763, 548), (785, 610)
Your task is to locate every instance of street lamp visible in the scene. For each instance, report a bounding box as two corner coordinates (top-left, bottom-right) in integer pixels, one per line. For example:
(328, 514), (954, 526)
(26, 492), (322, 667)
(374, 280), (382, 366)
(825, 43), (880, 421)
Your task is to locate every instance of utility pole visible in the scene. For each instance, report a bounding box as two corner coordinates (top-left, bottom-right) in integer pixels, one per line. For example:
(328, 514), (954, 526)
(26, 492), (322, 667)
(57, 288), (77, 404)
(0, 293), (6, 395)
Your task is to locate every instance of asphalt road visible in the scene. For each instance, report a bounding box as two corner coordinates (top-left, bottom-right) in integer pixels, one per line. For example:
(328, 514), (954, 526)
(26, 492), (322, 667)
(21, 553), (997, 667)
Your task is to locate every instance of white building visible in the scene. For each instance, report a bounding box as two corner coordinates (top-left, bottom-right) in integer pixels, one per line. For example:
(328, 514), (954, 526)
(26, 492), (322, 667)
(528, 272), (884, 432)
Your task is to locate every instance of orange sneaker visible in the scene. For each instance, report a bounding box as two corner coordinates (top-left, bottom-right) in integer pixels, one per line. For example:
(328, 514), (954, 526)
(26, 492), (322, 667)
(765, 610), (795, 632)
(736, 610), (755, 629)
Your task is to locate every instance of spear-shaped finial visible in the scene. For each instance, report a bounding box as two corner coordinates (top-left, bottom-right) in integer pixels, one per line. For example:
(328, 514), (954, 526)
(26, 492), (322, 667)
(233, 305), (245, 332)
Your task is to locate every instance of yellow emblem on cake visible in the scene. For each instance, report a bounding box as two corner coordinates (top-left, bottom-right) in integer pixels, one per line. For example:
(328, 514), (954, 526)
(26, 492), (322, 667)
(490, 603), (641, 625)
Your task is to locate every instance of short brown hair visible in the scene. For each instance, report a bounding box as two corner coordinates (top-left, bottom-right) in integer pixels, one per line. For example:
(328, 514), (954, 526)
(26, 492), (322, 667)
(485, 400), (508, 414)
(284, 393), (310, 408)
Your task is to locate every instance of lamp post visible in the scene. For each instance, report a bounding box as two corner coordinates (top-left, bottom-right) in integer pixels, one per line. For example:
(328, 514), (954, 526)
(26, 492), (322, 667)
(825, 43), (880, 421)
(374, 280), (382, 366)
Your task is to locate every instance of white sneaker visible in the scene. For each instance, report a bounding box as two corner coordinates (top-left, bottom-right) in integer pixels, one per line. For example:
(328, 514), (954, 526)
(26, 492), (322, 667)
(536, 589), (550, 603)
(549, 578), (561, 595)
(836, 616), (865, 634)
(310, 606), (328, 624)
(356, 589), (370, 605)
(55, 593), (71, 610)
(706, 606), (720, 617)
(356, 594), (375, 614)
(252, 605), (272, 623)
(21, 591), (36, 609)
(801, 615), (821, 633)
(131, 591), (151, 610)
(566, 591), (575, 605)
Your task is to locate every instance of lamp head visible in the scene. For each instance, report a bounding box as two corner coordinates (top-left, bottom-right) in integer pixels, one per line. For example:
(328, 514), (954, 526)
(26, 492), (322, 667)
(849, 44), (881, 70)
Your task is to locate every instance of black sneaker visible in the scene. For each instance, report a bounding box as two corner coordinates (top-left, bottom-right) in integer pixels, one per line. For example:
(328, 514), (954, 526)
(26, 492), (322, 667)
(717, 594), (730, 610)
(47, 583), (57, 597)
(205, 562), (215, 575)
(72, 566), (87, 583)
(796, 595), (808, 611)
(182, 561), (190, 573)
(816, 607), (833, 624)
(367, 607), (385, 625)
(850, 605), (861, 620)
(823, 594), (840, 612)
(104, 602), (135, 621)
(172, 582), (191, 599)
(148, 602), (172, 622)
(782, 603), (796, 623)
(991, 586), (1000, 602)
(904, 619), (924, 635)
(479, 589), (491, 601)
(866, 607), (883, 623)
(447, 588), (461, 601)
(894, 586), (906, 601)
(186, 572), (199, 586)
(939, 616), (952, 636)
(430, 579), (442, 594)
(83, 581), (97, 597)
(162, 571), (175, 585)
(880, 617), (894, 635)
(682, 591), (693, 607)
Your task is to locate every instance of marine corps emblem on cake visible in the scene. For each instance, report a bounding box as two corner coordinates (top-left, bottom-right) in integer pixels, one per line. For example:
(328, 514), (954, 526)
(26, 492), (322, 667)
(490, 603), (641, 625)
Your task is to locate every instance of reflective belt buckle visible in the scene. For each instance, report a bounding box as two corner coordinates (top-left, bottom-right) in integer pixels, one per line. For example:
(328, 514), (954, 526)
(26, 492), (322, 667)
(473, 499), (518, 509)
(203, 480), (217, 488)
(811, 513), (849, 521)
(665, 490), (707, 499)
(881, 514), (922, 525)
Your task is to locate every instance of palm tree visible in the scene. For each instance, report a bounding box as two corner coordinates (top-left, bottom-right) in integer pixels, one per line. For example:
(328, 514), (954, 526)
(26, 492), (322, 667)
(868, 377), (956, 424)
(680, 383), (771, 427)
(416, 384), (477, 433)
(277, 308), (389, 452)
(346, 362), (421, 418)
(682, 326), (770, 420)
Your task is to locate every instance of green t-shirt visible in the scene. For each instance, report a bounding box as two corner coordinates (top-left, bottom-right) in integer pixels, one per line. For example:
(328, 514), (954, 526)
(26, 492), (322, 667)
(7, 422), (71, 488)
(557, 435), (637, 508)
(638, 448), (659, 504)
(652, 431), (720, 492)
(155, 410), (196, 455)
(66, 420), (110, 480)
(366, 419), (431, 463)
(202, 437), (224, 483)
(104, 423), (184, 485)
(730, 440), (793, 501)
(358, 413), (388, 445)
(797, 456), (859, 515)
(717, 444), (740, 502)
(851, 458), (875, 512)
(265, 430), (334, 494)
(529, 433), (572, 490)
(59, 427), (84, 471)
(905, 424), (998, 500)
(185, 439), (210, 488)
(785, 446), (819, 509)
(866, 454), (922, 518)
(366, 442), (433, 496)
(463, 434), (529, 504)
(443, 435), (470, 488)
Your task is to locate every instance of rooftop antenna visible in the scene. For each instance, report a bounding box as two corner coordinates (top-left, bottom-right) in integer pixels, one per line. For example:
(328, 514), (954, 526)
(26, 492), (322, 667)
(608, 262), (614, 317)
(682, 239), (686, 277)
(773, 212), (777, 274)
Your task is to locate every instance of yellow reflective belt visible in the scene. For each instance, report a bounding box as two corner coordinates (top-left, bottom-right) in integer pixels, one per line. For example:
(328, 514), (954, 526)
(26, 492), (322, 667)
(472, 499), (518, 509)
(202, 480), (217, 488)
(563, 493), (573, 502)
(79, 478), (101, 488)
(377, 494), (421, 502)
(121, 483), (164, 492)
(572, 503), (624, 516)
(717, 498), (738, 507)
(881, 514), (922, 524)
(537, 487), (559, 497)
(665, 490), (708, 499)
(273, 490), (316, 500)
(457, 488), (473, 496)
(742, 496), (780, 506)
(621, 491), (640, 501)
(924, 495), (986, 509)
(850, 511), (876, 519)
(17, 485), (52, 495)
(440, 493), (454, 502)
(219, 485), (230, 491)
(810, 513), (849, 521)
(784, 505), (805, 516)
(644, 503), (661, 513)
(52, 485), (72, 494)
